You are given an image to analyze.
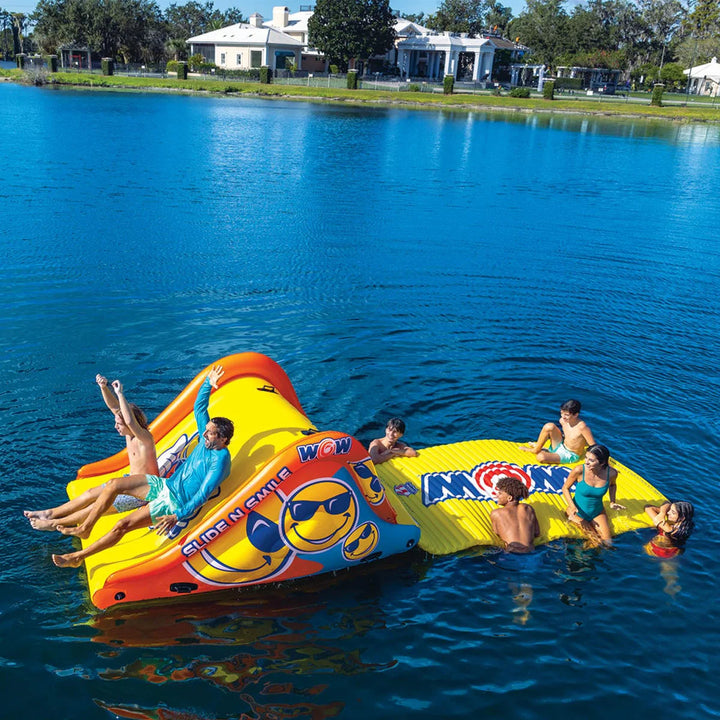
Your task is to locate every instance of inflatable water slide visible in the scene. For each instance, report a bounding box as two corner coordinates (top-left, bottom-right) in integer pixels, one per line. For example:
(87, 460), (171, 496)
(67, 353), (420, 609)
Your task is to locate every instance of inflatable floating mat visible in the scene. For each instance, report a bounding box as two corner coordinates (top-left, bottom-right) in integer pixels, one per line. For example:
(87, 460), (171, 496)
(66, 353), (420, 609)
(375, 439), (668, 555)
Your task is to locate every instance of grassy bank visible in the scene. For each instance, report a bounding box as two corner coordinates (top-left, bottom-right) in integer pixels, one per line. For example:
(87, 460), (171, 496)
(3, 67), (720, 123)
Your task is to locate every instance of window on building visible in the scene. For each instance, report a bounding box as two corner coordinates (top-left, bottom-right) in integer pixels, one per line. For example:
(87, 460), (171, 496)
(251, 50), (262, 68)
(220, 53), (226, 65)
(237, 54), (242, 66)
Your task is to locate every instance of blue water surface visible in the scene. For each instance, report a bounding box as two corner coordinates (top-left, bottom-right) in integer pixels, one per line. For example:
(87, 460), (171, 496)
(1, 82), (719, 720)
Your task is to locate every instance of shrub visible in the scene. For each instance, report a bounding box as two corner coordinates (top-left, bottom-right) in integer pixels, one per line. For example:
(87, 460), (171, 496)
(45, 55), (58, 72)
(492, 84), (502, 96)
(407, 83), (420, 92)
(329, 64), (339, 74)
(651, 82), (664, 107)
(555, 77), (582, 90)
(166, 60), (179, 74)
(509, 86), (531, 98)
(101, 58), (114, 76)
(347, 69), (358, 89)
(24, 66), (49, 85)
(177, 61), (188, 79)
(443, 74), (454, 94)
(259, 66), (272, 84)
(543, 80), (554, 100)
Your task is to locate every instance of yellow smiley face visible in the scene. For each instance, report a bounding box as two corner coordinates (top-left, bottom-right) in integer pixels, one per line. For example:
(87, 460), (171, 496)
(185, 495), (292, 586)
(350, 458), (386, 506)
(281, 479), (358, 553)
(342, 521), (379, 561)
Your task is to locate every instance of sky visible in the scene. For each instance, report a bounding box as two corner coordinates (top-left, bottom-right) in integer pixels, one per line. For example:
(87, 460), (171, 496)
(8, 0), (530, 23)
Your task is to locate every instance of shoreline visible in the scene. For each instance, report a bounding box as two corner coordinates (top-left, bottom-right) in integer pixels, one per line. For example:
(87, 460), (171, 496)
(4, 69), (720, 124)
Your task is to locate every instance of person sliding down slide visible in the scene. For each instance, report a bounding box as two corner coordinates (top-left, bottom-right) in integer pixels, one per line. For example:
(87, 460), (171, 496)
(25, 375), (158, 530)
(52, 366), (233, 568)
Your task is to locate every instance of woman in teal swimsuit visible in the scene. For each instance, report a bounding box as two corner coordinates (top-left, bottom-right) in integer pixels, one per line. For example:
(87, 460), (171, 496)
(562, 444), (625, 545)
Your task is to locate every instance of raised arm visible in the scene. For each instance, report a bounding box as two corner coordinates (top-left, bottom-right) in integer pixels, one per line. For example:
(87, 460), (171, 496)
(194, 365), (224, 433)
(111, 380), (145, 438)
(97, 374), (119, 413)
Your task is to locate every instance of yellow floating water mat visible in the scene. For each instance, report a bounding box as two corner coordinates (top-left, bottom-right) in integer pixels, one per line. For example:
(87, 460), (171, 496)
(375, 439), (668, 555)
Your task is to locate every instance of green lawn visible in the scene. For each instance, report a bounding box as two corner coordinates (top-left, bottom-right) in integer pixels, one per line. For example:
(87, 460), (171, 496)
(3, 68), (719, 123)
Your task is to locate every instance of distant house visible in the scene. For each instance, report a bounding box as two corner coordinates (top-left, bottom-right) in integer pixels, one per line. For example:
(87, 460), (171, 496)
(187, 13), (303, 71)
(684, 56), (720, 97)
(395, 25), (526, 82)
(263, 6), (326, 72)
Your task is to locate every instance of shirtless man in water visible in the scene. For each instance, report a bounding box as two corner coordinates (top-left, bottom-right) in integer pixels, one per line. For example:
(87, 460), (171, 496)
(368, 417), (418, 465)
(24, 375), (158, 530)
(490, 476), (540, 553)
(520, 399), (595, 464)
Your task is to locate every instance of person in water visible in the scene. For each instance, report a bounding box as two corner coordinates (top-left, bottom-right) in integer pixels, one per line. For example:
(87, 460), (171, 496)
(521, 399), (595, 464)
(644, 501), (695, 558)
(25, 375), (158, 530)
(562, 444), (625, 545)
(369, 417), (418, 465)
(52, 365), (233, 568)
(490, 476), (540, 553)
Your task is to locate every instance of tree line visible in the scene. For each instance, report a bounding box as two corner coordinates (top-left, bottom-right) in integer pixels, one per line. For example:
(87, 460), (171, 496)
(2, 0), (720, 83)
(1, 0), (244, 63)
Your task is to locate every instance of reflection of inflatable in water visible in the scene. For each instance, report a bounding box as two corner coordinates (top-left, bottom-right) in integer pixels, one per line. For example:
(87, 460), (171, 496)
(67, 353), (420, 609)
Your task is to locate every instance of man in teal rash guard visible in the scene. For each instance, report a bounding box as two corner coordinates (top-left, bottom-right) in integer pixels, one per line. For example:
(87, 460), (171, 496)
(53, 365), (234, 568)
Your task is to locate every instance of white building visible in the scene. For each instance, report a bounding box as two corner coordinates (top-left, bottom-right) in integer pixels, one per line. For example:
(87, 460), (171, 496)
(263, 6), (326, 72)
(684, 56), (720, 97)
(187, 13), (303, 71)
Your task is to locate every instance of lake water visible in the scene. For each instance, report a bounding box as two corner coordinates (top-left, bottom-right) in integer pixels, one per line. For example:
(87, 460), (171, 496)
(1, 82), (719, 720)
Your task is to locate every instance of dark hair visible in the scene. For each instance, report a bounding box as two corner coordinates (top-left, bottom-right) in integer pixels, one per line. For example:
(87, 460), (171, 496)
(211, 416), (234, 444)
(495, 476), (529, 501)
(666, 501), (695, 543)
(586, 444), (610, 467)
(129, 403), (149, 430)
(387, 417), (406, 434)
(560, 399), (581, 414)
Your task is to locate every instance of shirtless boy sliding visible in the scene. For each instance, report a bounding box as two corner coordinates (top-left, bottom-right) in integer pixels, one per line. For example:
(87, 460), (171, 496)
(25, 375), (158, 530)
(521, 399), (595, 464)
(490, 476), (540, 553)
(369, 417), (418, 465)
(52, 365), (233, 568)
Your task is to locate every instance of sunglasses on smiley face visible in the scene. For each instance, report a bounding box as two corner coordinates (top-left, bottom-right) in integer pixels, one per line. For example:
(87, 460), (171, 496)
(287, 490), (354, 522)
(352, 462), (383, 494)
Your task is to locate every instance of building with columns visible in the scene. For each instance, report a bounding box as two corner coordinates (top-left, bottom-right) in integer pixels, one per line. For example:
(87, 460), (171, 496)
(684, 57), (720, 97)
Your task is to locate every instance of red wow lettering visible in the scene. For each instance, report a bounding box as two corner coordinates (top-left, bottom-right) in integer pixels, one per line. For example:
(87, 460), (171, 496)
(296, 436), (353, 463)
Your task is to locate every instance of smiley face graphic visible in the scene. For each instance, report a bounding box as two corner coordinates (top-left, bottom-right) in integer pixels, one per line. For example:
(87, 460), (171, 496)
(280, 479), (358, 553)
(185, 496), (292, 586)
(342, 521), (378, 561)
(350, 458), (386, 506)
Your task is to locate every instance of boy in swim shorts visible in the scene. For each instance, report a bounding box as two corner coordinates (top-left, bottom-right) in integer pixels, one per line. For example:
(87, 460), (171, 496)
(521, 399), (595, 464)
(25, 376), (158, 530)
(52, 365), (234, 568)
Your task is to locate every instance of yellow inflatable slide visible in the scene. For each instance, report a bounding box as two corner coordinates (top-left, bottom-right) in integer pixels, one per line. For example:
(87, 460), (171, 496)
(66, 353), (420, 609)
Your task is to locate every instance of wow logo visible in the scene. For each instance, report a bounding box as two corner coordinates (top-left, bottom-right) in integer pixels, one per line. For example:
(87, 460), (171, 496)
(422, 462), (570, 506)
(296, 436), (353, 463)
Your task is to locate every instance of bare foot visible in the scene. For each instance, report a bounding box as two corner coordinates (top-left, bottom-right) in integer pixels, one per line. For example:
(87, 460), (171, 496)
(57, 524), (91, 539)
(52, 553), (83, 568)
(29, 517), (58, 531)
(24, 509), (51, 520)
